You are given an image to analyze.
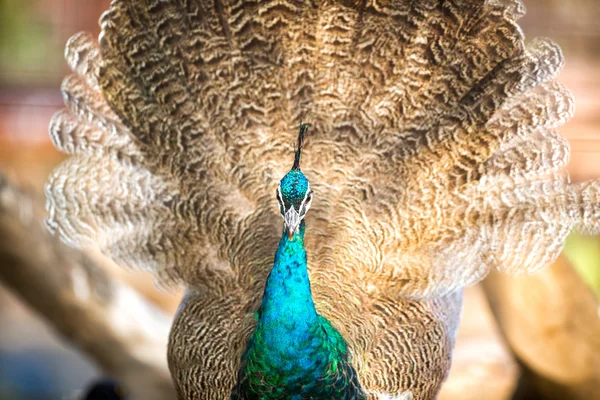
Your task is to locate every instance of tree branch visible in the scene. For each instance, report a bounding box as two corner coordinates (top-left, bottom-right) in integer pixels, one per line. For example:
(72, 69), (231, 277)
(0, 173), (176, 399)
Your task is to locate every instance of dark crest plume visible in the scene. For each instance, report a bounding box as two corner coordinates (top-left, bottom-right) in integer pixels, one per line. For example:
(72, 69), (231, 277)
(292, 123), (308, 171)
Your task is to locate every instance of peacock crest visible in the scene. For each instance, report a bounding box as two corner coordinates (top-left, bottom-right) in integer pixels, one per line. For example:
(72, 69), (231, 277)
(44, 0), (599, 398)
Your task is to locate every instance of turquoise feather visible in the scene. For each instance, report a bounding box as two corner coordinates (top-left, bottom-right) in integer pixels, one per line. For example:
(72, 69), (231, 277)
(233, 141), (366, 398)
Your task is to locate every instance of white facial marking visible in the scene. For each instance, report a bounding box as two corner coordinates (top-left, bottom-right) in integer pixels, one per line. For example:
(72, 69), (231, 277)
(284, 206), (301, 236)
(276, 186), (285, 214)
(277, 182), (313, 237)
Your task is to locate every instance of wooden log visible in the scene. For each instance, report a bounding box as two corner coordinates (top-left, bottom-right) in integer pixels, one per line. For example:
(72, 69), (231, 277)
(483, 258), (600, 400)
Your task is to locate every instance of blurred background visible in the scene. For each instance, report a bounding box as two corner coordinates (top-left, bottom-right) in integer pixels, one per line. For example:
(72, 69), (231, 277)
(0, 0), (598, 399)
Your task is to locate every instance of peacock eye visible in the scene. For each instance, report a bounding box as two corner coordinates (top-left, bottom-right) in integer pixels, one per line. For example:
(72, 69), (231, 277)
(305, 191), (313, 206)
(299, 191), (313, 217)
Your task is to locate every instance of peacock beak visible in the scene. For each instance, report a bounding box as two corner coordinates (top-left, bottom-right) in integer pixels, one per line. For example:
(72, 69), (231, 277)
(284, 206), (301, 240)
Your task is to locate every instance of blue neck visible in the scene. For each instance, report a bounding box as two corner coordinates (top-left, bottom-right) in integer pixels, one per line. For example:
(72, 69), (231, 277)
(258, 220), (319, 343)
(235, 220), (366, 398)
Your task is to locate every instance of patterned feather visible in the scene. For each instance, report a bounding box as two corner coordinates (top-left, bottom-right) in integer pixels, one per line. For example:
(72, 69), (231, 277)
(45, 0), (599, 398)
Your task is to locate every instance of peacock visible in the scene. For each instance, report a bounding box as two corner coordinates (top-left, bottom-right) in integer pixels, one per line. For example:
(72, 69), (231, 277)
(44, 0), (600, 399)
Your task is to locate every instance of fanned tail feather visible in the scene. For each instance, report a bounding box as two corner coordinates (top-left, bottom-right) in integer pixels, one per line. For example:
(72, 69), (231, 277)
(46, 0), (598, 302)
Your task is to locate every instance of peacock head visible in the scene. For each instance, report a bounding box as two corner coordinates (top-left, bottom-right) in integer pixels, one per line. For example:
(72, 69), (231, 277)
(277, 124), (313, 239)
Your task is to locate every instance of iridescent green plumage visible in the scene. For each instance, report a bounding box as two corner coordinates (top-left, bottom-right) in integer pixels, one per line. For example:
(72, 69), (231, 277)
(232, 126), (365, 399)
